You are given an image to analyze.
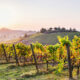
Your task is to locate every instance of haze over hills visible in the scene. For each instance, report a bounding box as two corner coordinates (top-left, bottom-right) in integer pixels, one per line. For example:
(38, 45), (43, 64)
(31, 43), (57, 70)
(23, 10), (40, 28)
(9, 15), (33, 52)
(1, 27), (80, 45)
(0, 28), (36, 42)
(5, 32), (80, 45)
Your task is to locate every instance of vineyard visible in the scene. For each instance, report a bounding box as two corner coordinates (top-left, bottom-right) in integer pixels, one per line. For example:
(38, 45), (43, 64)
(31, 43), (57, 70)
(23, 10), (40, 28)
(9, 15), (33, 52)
(0, 35), (80, 80)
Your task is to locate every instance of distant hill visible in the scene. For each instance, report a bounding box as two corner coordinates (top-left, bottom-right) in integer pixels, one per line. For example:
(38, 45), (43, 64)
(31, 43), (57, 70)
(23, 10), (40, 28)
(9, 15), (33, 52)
(17, 32), (80, 45)
(0, 28), (36, 42)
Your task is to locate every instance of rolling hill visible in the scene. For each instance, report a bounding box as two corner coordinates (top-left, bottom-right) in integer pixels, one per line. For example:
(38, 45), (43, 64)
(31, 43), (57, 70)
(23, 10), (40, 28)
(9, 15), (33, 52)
(15, 32), (80, 45)
(0, 28), (36, 42)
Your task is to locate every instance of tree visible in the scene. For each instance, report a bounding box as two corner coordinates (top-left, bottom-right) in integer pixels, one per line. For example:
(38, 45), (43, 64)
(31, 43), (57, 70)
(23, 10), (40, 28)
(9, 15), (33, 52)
(61, 27), (66, 31)
(73, 28), (76, 32)
(40, 28), (47, 33)
(57, 27), (61, 31)
(54, 27), (58, 31)
(69, 28), (72, 32)
(48, 27), (53, 32)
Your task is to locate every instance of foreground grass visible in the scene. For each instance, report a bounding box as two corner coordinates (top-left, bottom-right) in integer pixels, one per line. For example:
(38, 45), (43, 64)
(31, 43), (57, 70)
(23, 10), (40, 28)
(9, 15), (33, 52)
(0, 63), (80, 80)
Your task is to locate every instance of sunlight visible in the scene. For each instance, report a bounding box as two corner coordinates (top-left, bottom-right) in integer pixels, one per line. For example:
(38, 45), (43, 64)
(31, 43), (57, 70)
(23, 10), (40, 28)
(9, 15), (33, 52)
(0, 5), (17, 27)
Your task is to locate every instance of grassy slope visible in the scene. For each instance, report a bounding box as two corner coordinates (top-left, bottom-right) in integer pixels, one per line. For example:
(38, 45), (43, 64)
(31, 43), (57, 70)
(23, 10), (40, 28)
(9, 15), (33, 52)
(0, 63), (79, 80)
(25, 32), (80, 45)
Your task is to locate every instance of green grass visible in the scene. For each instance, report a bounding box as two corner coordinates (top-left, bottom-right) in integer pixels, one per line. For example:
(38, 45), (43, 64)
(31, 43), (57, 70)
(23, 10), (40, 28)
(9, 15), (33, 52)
(4, 32), (80, 45)
(0, 63), (80, 80)
(25, 32), (80, 45)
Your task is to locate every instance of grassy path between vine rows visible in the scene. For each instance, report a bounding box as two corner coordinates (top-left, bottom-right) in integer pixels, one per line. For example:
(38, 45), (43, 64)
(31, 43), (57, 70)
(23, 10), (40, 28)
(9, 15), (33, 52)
(0, 63), (80, 80)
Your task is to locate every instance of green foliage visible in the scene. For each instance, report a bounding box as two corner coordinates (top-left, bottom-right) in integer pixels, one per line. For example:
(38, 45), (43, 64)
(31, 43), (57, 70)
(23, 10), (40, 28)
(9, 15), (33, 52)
(16, 43), (28, 56)
(47, 44), (59, 61)
(58, 36), (71, 46)
(32, 41), (44, 51)
(48, 44), (59, 53)
(0, 35), (80, 79)
(6, 44), (14, 56)
(55, 60), (64, 74)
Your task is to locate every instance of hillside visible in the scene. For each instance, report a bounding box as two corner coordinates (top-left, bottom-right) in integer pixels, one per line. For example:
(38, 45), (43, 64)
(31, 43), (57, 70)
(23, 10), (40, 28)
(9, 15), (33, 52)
(0, 28), (36, 42)
(20, 32), (80, 45)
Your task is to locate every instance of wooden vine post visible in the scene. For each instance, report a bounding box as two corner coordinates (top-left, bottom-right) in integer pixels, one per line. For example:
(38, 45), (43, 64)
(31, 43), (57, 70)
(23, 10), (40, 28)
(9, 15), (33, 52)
(77, 47), (80, 77)
(66, 44), (72, 79)
(46, 60), (49, 71)
(13, 44), (19, 66)
(30, 44), (39, 73)
(2, 44), (8, 63)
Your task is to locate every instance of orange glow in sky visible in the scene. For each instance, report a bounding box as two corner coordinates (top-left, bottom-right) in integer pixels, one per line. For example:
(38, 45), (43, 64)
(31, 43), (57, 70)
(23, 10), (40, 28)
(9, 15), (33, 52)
(0, 0), (80, 31)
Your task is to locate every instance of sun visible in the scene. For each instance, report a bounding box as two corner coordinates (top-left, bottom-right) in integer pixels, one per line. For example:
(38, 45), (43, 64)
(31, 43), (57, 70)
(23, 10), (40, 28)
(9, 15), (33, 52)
(0, 5), (17, 27)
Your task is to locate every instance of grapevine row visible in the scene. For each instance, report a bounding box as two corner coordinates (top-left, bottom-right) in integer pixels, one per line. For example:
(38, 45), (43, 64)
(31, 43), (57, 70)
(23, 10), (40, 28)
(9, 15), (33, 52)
(0, 35), (80, 79)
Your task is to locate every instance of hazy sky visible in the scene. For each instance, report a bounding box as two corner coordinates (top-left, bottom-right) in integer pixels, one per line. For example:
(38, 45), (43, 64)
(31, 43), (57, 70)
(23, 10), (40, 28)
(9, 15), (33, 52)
(0, 0), (80, 31)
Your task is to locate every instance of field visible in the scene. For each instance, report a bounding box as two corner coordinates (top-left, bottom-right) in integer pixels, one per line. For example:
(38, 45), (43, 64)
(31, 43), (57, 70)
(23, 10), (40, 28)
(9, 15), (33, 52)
(0, 33), (80, 80)
(0, 0), (80, 80)
(25, 32), (80, 45)
(0, 63), (80, 80)
(4, 32), (80, 45)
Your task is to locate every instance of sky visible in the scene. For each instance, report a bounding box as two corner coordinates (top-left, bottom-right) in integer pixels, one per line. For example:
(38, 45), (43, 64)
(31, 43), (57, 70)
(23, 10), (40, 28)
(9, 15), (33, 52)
(0, 0), (80, 31)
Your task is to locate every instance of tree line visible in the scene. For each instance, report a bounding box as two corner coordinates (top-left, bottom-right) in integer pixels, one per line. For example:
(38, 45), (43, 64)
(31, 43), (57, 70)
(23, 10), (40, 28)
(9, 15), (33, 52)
(40, 27), (77, 33)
